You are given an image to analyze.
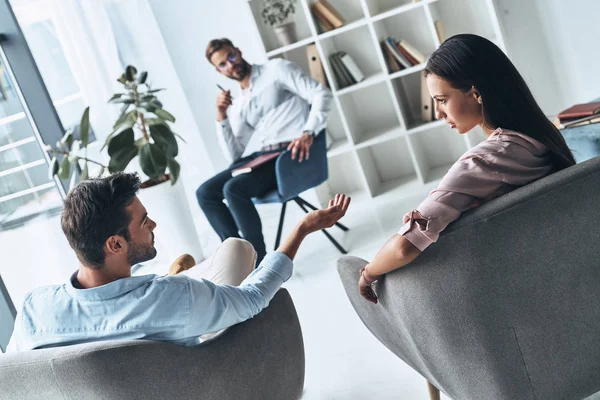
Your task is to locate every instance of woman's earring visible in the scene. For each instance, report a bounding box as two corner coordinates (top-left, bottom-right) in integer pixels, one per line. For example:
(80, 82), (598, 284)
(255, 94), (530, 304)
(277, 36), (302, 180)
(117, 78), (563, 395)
(478, 98), (483, 104)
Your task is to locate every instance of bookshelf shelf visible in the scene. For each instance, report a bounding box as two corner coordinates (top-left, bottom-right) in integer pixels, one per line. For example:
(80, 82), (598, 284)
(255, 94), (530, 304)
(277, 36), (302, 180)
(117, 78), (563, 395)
(266, 37), (317, 58)
(334, 72), (387, 96)
(388, 63), (426, 80)
(369, 1), (425, 22)
(247, 0), (506, 203)
(316, 18), (369, 40)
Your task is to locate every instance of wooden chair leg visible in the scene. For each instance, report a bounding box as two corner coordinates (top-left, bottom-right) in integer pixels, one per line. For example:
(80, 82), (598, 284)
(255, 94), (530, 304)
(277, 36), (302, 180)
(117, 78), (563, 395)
(427, 380), (440, 400)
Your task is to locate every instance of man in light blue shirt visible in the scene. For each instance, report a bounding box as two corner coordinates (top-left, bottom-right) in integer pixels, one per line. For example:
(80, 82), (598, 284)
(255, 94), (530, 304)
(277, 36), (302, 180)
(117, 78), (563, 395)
(7, 172), (350, 352)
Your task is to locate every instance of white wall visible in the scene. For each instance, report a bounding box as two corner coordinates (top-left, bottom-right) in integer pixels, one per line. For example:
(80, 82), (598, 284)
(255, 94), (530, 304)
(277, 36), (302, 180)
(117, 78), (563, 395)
(495, 0), (600, 115)
(148, 0), (267, 172)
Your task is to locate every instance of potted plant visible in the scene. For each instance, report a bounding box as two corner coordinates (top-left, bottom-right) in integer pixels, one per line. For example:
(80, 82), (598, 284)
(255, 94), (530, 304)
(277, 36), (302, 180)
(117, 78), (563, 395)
(47, 65), (203, 264)
(261, 0), (298, 47)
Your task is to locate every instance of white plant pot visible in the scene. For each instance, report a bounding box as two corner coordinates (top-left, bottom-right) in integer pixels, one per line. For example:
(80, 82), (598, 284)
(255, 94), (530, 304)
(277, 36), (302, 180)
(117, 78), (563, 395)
(274, 22), (297, 47)
(137, 178), (203, 266)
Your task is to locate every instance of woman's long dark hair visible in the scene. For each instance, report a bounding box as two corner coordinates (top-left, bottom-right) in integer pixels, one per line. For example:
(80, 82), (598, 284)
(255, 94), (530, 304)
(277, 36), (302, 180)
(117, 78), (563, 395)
(425, 34), (575, 171)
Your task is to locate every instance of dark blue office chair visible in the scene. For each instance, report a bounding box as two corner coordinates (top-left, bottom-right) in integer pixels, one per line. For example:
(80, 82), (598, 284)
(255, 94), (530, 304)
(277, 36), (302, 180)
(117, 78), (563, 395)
(253, 131), (349, 253)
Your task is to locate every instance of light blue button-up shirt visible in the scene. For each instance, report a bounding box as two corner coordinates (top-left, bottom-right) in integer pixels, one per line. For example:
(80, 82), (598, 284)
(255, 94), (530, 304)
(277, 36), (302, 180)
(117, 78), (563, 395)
(7, 252), (292, 352)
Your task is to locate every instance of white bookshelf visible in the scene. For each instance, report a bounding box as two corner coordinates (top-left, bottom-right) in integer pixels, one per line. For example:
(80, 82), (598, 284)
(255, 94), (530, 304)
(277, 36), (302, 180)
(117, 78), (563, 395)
(247, 0), (506, 203)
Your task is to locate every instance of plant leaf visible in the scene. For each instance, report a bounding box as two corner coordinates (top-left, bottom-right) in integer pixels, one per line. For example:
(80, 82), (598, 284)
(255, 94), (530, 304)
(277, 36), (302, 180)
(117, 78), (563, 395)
(153, 108), (176, 123)
(137, 71), (148, 84)
(80, 163), (89, 181)
(150, 123), (178, 158)
(168, 159), (180, 185)
(107, 127), (135, 157)
(79, 107), (90, 147)
(146, 88), (165, 93)
(108, 93), (123, 102)
(109, 97), (135, 105)
(117, 74), (127, 84)
(113, 105), (132, 128)
(139, 143), (167, 179)
(97, 166), (106, 178)
(125, 65), (137, 82)
(58, 157), (71, 180)
(172, 131), (187, 143)
(108, 146), (138, 173)
(48, 157), (59, 179)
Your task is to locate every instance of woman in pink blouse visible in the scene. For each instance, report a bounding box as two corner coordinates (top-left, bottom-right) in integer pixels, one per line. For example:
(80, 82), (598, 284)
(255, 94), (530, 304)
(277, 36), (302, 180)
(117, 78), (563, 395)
(358, 34), (576, 303)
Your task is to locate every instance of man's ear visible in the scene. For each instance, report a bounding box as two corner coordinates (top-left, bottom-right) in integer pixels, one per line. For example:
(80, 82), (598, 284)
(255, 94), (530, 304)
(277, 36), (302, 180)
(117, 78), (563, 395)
(106, 236), (125, 256)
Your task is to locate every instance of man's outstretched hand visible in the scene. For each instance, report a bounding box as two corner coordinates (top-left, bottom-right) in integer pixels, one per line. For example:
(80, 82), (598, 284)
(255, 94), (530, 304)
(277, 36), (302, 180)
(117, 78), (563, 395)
(299, 194), (351, 235)
(277, 194), (351, 261)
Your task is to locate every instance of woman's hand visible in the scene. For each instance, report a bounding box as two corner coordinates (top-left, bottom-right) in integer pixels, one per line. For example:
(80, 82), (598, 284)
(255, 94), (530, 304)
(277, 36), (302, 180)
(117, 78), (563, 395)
(359, 266), (382, 304)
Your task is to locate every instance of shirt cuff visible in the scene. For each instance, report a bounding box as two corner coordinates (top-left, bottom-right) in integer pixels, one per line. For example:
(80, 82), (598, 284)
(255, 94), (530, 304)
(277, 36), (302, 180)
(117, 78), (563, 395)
(398, 210), (436, 252)
(256, 251), (293, 282)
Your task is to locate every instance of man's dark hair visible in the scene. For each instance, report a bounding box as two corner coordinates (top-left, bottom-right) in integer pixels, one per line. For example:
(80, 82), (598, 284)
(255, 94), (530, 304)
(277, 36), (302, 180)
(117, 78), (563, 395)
(61, 172), (141, 269)
(206, 38), (234, 63)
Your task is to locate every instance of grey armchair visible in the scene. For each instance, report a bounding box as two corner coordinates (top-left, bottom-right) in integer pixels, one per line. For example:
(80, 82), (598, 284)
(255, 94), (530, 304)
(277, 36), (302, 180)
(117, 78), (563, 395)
(338, 157), (600, 400)
(0, 289), (304, 400)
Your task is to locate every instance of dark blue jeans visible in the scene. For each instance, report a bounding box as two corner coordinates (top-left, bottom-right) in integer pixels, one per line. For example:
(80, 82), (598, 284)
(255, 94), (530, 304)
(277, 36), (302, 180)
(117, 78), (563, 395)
(196, 152), (278, 265)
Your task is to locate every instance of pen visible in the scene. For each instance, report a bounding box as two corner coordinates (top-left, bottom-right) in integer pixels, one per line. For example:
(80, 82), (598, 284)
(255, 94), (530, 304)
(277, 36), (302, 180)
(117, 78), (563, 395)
(217, 84), (233, 99)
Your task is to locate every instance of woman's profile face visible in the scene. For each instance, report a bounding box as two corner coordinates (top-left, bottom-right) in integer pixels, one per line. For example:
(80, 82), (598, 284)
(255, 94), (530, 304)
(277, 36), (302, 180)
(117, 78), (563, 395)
(426, 74), (483, 134)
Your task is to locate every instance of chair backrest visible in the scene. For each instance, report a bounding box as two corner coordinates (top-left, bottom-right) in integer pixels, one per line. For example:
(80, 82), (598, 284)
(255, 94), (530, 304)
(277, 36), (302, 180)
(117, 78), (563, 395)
(338, 157), (600, 400)
(0, 289), (305, 400)
(275, 131), (328, 202)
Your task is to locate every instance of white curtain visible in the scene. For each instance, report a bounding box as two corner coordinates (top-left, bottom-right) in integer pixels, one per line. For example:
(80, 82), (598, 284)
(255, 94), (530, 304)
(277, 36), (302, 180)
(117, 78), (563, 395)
(47, 0), (215, 258)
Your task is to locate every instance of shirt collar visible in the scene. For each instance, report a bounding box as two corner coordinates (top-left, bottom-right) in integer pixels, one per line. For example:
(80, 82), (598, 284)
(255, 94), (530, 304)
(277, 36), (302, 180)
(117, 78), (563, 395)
(65, 271), (157, 301)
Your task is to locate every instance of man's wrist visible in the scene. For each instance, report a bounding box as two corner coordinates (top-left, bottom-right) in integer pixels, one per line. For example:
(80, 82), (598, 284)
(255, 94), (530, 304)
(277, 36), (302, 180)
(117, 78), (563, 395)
(363, 266), (381, 283)
(217, 113), (228, 122)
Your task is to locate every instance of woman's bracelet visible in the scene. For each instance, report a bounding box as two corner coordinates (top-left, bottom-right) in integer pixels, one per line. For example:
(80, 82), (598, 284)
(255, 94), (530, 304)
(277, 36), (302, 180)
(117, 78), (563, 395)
(361, 269), (378, 286)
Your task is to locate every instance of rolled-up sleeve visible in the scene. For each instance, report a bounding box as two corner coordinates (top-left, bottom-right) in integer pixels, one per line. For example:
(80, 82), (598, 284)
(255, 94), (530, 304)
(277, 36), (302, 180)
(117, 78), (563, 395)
(399, 144), (552, 251)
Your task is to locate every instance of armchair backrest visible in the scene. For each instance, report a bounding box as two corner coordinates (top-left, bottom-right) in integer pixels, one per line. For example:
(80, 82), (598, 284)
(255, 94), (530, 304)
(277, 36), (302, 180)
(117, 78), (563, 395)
(275, 131), (328, 202)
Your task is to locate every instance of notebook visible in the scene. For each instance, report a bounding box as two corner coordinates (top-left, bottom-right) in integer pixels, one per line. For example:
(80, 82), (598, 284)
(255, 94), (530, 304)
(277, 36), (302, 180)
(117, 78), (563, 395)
(558, 101), (600, 122)
(231, 152), (281, 177)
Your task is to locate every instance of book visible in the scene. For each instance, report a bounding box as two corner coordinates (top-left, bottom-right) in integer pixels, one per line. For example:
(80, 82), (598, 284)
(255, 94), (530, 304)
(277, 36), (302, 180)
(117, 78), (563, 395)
(311, 4), (334, 32)
(399, 40), (425, 64)
(329, 52), (355, 88)
(381, 41), (402, 73)
(313, 0), (344, 29)
(385, 37), (412, 69)
(307, 44), (329, 88)
(558, 101), (600, 122)
(562, 114), (600, 128)
(421, 72), (434, 122)
(340, 53), (365, 82)
(231, 152), (281, 177)
(396, 43), (419, 66)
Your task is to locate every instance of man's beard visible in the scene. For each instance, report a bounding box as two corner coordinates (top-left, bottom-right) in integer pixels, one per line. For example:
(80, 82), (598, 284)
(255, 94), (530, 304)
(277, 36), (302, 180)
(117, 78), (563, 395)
(127, 235), (157, 265)
(228, 60), (250, 81)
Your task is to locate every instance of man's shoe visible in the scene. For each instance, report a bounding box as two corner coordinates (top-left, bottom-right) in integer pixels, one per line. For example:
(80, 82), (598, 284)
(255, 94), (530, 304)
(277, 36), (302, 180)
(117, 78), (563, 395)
(168, 254), (196, 275)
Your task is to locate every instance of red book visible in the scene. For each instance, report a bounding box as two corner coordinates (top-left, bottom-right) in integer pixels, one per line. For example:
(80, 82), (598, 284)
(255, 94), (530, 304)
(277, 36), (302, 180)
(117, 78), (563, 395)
(558, 101), (600, 122)
(231, 152), (281, 177)
(396, 43), (419, 66)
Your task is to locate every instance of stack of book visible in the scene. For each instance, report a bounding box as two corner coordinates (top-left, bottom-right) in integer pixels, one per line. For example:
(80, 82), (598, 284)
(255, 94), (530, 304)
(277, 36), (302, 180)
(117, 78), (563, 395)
(557, 101), (600, 128)
(311, 0), (345, 33)
(381, 37), (425, 73)
(328, 51), (364, 89)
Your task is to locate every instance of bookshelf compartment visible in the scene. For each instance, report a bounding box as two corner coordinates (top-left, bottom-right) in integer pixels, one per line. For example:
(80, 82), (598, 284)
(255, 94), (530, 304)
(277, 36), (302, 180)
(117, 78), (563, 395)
(337, 82), (401, 145)
(373, 6), (437, 72)
(465, 126), (488, 149)
(390, 70), (434, 130)
(325, 102), (350, 156)
(268, 42), (315, 76)
(323, 151), (367, 195)
(319, 25), (384, 91)
(308, 0), (365, 34)
(427, 0), (498, 44)
(408, 125), (469, 183)
(365, 0), (415, 18)
(249, 0), (314, 53)
(357, 137), (418, 197)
